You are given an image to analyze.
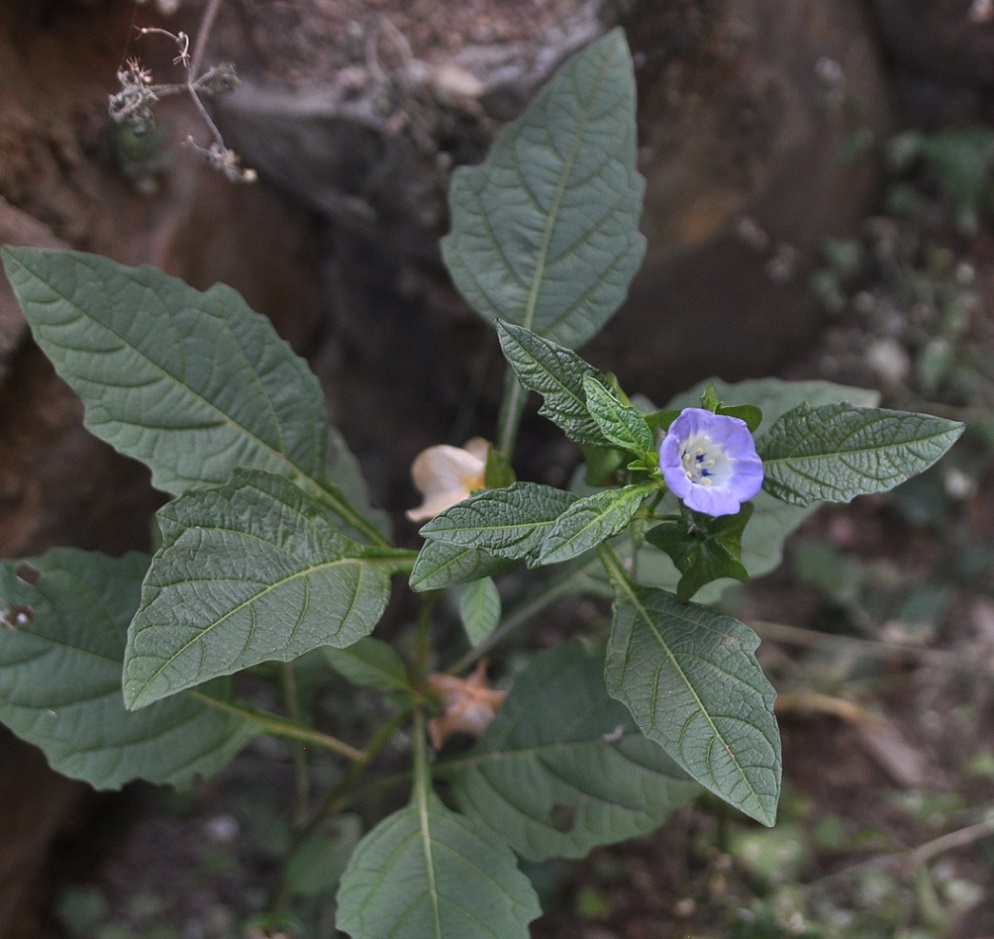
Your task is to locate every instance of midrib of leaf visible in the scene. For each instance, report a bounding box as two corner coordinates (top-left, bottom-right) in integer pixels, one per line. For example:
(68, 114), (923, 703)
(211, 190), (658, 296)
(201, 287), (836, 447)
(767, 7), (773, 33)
(28, 271), (389, 546)
(414, 711), (444, 939)
(499, 45), (620, 456)
(132, 555), (374, 702)
(521, 54), (614, 333)
(762, 414), (958, 468)
(603, 550), (764, 812)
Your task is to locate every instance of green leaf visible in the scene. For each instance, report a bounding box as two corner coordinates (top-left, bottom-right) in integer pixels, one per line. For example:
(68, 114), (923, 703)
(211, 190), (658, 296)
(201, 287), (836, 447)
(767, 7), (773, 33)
(124, 469), (394, 709)
(605, 583), (780, 826)
(645, 503), (754, 602)
(718, 404), (763, 433)
(443, 29), (646, 348)
(410, 543), (515, 593)
(457, 578), (502, 645)
(700, 381), (721, 412)
(442, 642), (700, 861)
(758, 403), (965, 506)
(1, 247), (325, 494)
(0, 550), (255, 789)
(582, 375), (655, 455)
(418, 483), (576, 567)
(537, 483), (654, 566)
(483, 445), (517, 489)
(325, 638), (411, 693)
(496, 321), (610, 446)
(336, 795), (540, 939)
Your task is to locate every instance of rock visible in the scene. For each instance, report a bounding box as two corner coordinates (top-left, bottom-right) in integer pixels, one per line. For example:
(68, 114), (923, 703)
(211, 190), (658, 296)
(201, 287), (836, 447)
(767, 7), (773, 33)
(0, 728), (91, 939)
(872, 0), (994, 85)
(0, 202), (64, 381)
(593, 0), (891, 398)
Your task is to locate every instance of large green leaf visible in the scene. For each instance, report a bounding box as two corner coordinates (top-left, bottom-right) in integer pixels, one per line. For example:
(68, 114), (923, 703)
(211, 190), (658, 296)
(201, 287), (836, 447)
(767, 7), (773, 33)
(606, 583), (780, 826)
(443, 29), (646, 348)
(418, 483), (576, 567)
(336, 795), (540, 939)
(124, 469), (396, 709)
(758, 403), (964, 506)
(442, 642), (700, 861)
(1, 247), (326, 494)
(495, 321), (610, 445)
(0, 550), (255, 789)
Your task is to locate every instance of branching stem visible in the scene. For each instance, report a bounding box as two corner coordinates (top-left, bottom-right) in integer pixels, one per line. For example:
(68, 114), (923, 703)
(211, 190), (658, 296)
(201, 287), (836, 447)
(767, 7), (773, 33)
(189, 691), (365, 762)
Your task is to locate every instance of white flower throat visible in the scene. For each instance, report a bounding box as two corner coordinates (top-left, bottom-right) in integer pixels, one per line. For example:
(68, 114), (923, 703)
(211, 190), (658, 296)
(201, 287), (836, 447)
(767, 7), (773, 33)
(680, 435), (732, 488)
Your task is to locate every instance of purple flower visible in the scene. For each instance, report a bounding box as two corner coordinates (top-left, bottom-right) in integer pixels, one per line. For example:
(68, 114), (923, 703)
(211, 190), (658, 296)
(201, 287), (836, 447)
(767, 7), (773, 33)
(660, 408), (764, 516)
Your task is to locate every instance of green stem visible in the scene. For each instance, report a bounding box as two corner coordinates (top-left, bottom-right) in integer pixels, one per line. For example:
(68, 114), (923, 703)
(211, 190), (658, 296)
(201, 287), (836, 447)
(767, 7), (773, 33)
(497, 369), (528, 461)
(413, 591), (442, 682)
(281, 663), (310, 824)
(266, 708), (412, 916)
(189, 692), (365, 762)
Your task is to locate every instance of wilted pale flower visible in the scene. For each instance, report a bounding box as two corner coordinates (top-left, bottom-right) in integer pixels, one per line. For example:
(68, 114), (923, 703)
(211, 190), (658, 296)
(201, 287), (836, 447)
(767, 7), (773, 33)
(426, 659), (507, 750)
(660, 408), (763, 516)
(406, 437), (488, 522)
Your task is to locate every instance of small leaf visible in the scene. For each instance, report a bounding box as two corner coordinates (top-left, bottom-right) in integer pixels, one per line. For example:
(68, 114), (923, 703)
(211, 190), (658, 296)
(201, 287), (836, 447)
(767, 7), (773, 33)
(284, 814), (364, 899)
(418, 483), (576, 567)
(582, 375), (655, 456)
(124, 469), (394, 709)
(496, 321), (610, 446)
(410, 542), (515, 593)
(0, 550), (255, 789)
(759, 403), (965, 506)
(606, 583), (780, 826)
(457, 578), (502, 645)
(645, 503), (754, 602)
(484, 445), (516, 489)
(537, 484), (654, 565)
(325, 638), (411, 693)
(443, 29), (646, 347)
(443, 642), (700, 860)
(718, 404), (763, 433)
(336, 795), (540, 939)
(700, 381), (721, 412)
